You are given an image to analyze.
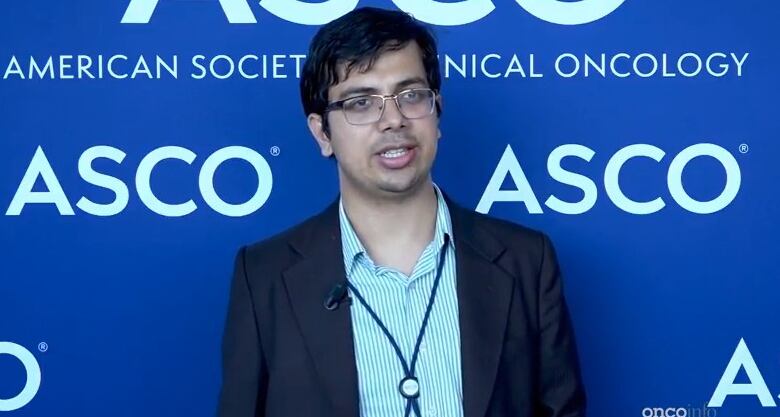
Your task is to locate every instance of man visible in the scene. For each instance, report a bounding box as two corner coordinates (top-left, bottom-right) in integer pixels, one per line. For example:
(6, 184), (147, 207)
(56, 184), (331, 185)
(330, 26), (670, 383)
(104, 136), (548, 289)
(218, 7), (586, 417)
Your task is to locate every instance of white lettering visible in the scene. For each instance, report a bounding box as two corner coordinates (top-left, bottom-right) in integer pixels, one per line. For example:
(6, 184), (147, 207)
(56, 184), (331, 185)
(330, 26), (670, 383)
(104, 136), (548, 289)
(76, 146), (130, 216)
(708, 338), (777, 407)
(477, 144), (542, 214)
(545, 144), (597, 214)
(479, 143), (741, 215)
(0, 342), (41, 411)
(668, 143), (741, 214)
(6, 146), (75, 215)
(136, 146), (198, 217)
(122, 0), (624, 26)
(122, 0), (256, 23)
(604, 144), (666, 215)
(199, 146), (273, 217)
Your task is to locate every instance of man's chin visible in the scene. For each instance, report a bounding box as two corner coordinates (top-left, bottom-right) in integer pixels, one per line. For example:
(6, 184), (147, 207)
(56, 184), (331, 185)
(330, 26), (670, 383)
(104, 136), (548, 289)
(374, 176), (430, 197)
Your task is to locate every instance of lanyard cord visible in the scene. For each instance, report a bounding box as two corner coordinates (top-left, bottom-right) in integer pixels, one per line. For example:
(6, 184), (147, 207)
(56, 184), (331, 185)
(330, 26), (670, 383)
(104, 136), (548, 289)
(346, 234), (450, 417)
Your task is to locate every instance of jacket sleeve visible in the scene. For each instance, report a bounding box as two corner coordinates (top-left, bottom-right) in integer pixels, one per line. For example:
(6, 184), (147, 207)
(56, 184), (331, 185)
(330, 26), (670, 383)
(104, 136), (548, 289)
(536, 234), (587, 417)
(217, 246), (268, 417)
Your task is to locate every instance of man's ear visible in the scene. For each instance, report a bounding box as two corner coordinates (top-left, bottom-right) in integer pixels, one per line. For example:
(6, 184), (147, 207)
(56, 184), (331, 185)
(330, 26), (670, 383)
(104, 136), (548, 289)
(307, 113), (333, 158)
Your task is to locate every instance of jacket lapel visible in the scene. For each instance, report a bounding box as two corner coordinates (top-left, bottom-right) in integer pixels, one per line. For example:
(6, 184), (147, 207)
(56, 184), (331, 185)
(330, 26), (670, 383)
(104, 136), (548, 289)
(446, 195), (514, 417)
(282, 198), (360, 417)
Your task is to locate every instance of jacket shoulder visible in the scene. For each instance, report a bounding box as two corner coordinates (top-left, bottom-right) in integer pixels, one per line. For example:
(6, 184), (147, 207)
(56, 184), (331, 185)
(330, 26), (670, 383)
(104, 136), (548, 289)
(243, 218), (307, 259)
(451, 204), (556, 277)
(471, 210), (544, 241)
(240, 199), (337, 266)
(460, 207), (549, 250)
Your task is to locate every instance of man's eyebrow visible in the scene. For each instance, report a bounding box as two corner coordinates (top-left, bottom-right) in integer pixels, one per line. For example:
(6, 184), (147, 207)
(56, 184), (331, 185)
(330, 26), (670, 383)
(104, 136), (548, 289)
(334, 77), (429, 100)
(394, 76), (428, 90)
(335, 86), (379, 100)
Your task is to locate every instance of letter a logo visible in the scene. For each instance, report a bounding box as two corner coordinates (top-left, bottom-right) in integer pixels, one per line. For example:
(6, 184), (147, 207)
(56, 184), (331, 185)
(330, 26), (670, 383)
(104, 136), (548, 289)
(121, 0), (257, 23)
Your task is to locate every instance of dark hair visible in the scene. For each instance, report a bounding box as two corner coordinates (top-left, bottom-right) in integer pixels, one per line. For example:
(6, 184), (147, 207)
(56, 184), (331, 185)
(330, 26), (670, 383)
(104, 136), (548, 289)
(300, 7), (441, 134)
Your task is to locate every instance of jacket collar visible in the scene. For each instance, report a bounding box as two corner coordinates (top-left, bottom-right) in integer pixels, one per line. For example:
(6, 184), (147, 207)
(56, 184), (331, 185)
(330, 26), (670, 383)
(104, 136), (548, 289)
(337, 183), (457, 277)
(287, 190), (504, 261)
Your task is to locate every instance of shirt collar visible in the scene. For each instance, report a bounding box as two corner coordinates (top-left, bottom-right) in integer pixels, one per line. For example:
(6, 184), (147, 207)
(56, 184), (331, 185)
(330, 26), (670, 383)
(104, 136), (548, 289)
(339, 182), (454, 276)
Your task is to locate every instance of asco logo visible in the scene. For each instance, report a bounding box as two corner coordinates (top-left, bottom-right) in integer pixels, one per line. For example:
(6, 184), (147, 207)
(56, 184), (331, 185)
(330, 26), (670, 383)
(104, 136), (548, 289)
(121, 0), (626, 26)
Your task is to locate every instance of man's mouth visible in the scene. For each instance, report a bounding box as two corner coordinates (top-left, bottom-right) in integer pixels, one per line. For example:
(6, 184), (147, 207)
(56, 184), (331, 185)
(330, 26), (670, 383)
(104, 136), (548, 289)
(375, 145), (417, 169)
(379, 147), (411, 159)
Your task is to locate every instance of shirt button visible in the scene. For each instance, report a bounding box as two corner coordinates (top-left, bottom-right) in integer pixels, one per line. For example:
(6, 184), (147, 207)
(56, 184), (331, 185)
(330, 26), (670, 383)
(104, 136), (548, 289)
(428, 407), (438, 416)
(419, 342), (427, 352)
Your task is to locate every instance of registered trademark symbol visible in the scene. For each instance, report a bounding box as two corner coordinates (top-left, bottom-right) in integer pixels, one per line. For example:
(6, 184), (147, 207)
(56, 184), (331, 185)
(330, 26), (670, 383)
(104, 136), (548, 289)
(270, 146), (280, 156)
(739, 144), (749, 154)
(37, 342), (48, 353)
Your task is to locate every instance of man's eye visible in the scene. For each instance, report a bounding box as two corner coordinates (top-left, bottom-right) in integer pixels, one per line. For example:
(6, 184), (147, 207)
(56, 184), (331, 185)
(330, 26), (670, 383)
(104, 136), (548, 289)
(345, 98), (372, 111)
(401, 91), (422, 103)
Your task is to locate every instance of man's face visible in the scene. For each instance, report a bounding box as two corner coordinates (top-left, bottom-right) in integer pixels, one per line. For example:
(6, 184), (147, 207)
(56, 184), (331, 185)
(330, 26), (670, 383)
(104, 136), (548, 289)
(307, 41), (441, 200)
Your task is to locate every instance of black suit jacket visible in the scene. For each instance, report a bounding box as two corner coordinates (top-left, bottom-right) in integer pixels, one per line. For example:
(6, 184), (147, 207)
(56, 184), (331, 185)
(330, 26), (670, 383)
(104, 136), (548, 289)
(218, 193), (586, 417)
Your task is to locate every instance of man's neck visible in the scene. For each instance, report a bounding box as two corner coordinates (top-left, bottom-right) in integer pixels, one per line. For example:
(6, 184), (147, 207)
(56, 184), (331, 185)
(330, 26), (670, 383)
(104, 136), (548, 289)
(341, 180), (438, 268)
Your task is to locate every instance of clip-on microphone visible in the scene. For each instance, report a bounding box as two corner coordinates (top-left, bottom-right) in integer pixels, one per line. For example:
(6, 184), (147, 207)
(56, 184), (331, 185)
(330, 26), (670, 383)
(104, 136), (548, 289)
(323, 282), (350, 311)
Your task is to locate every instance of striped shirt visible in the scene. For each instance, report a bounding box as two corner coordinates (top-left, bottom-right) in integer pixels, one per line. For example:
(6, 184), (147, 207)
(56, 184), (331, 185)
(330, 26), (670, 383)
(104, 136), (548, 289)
(339, 184), (464, 417)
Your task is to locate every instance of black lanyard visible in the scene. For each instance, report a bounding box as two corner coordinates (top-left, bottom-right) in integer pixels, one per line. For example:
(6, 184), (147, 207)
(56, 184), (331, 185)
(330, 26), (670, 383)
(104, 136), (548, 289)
(346, 234), (450, 417)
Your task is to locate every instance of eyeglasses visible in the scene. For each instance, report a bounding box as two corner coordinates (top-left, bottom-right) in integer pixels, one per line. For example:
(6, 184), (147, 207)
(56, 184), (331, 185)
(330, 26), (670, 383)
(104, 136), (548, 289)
(325, 88), (437, 125)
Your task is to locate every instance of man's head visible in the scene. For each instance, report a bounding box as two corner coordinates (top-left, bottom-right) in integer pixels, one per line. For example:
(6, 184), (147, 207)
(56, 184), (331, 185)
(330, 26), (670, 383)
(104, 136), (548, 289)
(300, 7), (443, 200)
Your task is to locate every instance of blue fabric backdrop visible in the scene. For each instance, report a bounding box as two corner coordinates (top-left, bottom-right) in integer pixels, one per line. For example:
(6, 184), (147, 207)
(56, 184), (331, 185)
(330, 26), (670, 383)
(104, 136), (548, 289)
(1, 1), (778, 416)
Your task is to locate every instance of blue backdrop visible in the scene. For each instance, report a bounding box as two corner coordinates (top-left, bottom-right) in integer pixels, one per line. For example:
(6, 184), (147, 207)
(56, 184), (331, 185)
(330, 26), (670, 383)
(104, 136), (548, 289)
(1, 1), (778, 416)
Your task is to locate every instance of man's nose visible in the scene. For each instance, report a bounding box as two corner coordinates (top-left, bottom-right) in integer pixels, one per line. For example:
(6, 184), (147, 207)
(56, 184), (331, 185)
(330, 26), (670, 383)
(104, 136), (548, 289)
(378, 97), (406, 130)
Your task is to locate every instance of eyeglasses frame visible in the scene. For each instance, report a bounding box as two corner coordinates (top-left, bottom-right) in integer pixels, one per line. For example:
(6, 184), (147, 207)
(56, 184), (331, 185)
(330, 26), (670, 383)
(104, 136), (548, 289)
(323, 87), (438, 125)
